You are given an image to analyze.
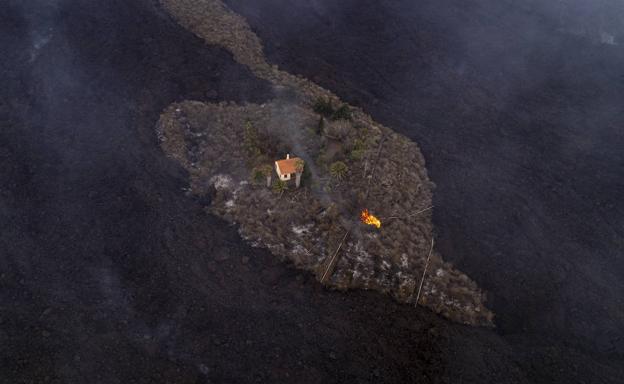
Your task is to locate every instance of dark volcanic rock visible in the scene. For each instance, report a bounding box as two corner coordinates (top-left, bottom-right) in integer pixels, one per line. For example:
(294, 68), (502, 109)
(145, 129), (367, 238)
(0, 0), (502, 383)
(224, 0), (624, 382)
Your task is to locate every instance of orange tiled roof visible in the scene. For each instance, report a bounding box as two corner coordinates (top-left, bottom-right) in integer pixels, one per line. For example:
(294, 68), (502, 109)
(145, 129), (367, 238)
(275, 157), (303, 175)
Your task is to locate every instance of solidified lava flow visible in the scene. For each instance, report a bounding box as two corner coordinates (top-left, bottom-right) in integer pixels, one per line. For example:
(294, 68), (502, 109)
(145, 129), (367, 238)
(158, 0), (493, 326)
(2, 0), (623, 383)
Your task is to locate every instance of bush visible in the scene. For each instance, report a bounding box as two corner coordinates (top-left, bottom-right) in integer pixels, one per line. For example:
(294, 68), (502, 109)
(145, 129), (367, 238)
(244, 120), (261, 158)
(273, 179), (288, 195)
(329, 161), (348, 180)
(331, 104), (351, 121)
(313, 98), (335, 117)
(349, 149), (365, 161)
(313, 97), (351, 121)
(325, 120), (351, 140)
(353, 137), (367, 151)
(252, 164), (273, 185)
(259, 164), (273, 176)
(294, 158), (305, 173)
(251, 167), (264, 184)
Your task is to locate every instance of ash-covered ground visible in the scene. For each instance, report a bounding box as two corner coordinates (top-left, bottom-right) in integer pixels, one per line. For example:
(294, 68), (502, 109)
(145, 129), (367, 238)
(0, 0), (506, 383)
(224, 0), (624, 382)
(1, 0), (622, 383)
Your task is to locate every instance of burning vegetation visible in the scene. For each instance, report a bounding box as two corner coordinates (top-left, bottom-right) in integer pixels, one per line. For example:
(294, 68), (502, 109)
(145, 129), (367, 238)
(360, 209), (381, 229)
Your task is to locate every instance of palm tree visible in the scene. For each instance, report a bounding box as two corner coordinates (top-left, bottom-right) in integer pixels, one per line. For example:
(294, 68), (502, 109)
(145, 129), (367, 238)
(273, 179), (288, 197)
(252, 164), (273, 187)
(329, 161), (348, 181)
(252, 168), (264, 184)
(294, 159), (305, 188)
(259, 164), (273, 187)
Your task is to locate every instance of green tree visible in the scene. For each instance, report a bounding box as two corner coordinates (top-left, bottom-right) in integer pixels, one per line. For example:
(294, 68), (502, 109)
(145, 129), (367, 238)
(260, 164), (273, 187)
(252, 164), (273, 187)
(251, 167), (264, 184)
(273, 179), (288, 197)
(295, 159), (305, 173)
(329, 161), (348, 181)
(349, 137), (367, 160)
(313, 98), (334, 117)
(294, 158), (305, 188)
(313, 98), (351, 121)
(349, 149), (365, 160)
(331, 104), (351, 121)
(244, 120), (261, 158)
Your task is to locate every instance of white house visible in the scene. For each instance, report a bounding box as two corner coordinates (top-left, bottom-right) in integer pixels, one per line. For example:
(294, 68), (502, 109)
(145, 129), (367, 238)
(275, 154), (304, 187)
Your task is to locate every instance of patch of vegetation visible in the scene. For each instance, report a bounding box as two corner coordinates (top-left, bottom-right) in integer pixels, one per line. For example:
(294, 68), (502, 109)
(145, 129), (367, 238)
(158, 100), (493, 326)
(272, 179), (288, 196)
(244, 120), (261, 159)
(252, 164), (273, 186)
(329, 161), (348, 181)
(325, 120), (352, 140)
(295, 159), (305, 173)
(331, 104), (352, 121)
(155, 2), (494, 323)
(313, 98), (335, 117)
(349, 149), (365, 161)
(313, 97), (352, 121)
(251, 167), (264, 184)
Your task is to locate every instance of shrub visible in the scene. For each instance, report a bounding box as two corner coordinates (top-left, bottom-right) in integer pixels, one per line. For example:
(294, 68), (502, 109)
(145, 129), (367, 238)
(273, 179), (288, 195)
(313, 98), (351, 121)
(331, 104), (351, 121)
(259, 164), (273, 176)
(329, 161), (348, 180)
(313, 98), (335, 117)
(244, 120), (261, 158)
(251, 167), (265, 184)
(252, 164), (273, 186)
(295, 158), (305, 173)
(349, 147), (366, 160)
(353, 137), (367, 151)
(325, 120), (351, 141)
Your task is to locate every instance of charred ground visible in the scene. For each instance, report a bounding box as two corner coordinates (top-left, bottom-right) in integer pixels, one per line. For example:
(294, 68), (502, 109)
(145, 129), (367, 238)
(0, 0), (514, 383)
(224, 0), (624, 382)
(1, 0), (623, 383)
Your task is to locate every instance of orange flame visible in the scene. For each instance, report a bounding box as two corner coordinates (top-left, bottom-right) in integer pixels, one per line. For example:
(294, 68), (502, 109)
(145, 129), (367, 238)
(360, 209), (381, 229)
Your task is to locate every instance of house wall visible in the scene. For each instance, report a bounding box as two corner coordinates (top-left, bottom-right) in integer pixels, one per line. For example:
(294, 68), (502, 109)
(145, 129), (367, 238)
(275, 162), (291, 181)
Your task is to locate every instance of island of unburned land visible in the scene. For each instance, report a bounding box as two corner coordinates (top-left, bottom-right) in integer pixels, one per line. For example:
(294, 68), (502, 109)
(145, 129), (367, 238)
(158, 0), (493, 326)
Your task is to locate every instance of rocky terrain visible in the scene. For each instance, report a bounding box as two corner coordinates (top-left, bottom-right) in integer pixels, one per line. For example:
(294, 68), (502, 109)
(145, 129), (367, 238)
(1, 0), (622, 383)
(157, 98), (492, 325)
(159, 0), (497, 326)
(0, 0), (503, 382)
(223, 0), (624, 382)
